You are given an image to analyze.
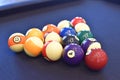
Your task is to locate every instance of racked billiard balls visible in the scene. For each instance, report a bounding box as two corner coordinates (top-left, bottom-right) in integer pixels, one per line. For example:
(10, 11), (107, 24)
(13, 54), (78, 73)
(85, 48), (108, 70)
(63, 43), (84, 65)
(60, 27), (76, 37)
(77, 31), (93, 44)
(8, 32), (25, 52)
(42, 41), (63, 61)
(57, 20), (72, 30)
(71, 17), (86, 27)
(62, 35), (79, 46)
(75, 23), (90, 32)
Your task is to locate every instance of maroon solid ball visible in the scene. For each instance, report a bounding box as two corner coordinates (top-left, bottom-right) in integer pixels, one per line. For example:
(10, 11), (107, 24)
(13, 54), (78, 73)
(63, 43), (84, 65)
(85, 49), (108, 70)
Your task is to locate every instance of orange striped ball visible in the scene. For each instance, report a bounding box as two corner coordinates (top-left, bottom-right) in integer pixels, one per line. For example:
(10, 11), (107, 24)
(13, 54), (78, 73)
(24, 36), (43, 57)
(8, 33), (25, 52)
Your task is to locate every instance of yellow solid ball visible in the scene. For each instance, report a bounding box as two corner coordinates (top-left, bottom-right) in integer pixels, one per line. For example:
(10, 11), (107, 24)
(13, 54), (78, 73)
(25, 28), (44, 42)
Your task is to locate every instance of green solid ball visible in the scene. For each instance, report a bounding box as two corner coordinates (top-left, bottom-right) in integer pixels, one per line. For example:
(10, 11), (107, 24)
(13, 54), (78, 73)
(77, 31), (93, 44)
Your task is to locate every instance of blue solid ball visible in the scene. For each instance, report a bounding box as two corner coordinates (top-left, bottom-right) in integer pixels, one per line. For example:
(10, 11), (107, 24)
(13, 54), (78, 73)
(60, 27), (76, 37)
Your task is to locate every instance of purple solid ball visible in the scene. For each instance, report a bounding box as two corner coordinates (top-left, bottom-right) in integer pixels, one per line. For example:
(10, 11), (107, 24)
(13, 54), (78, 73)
(81, 38), (97, 53)
(63, 43), (84, 65)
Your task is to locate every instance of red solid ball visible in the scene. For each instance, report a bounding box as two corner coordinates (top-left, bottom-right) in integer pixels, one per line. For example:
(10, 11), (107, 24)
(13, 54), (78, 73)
(71, 17), (86, 27)
(85, 49), (108, 70)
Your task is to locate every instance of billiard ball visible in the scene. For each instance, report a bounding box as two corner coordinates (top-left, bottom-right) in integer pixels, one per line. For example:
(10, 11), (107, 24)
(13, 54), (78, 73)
(74, 23), (90, 32)
(87, 41), (101, 52)
(85, 48), (108, 70)
(63, 43), (84, 65)
(24, 36), (43, 57)
(8, 32), (25, 52)
(81, 38), (98, 53)
(57, 20), (72, 30)
(60, 27), (76, 37)
(45, 32), (62, 43)
(42, 41), (63, 61)
(42, 24), (60, 36)
(77, 31), (93, 44)
(71, 17), (86, 27)
(25, 28), (44, 42)
(62, 35), (79, 46)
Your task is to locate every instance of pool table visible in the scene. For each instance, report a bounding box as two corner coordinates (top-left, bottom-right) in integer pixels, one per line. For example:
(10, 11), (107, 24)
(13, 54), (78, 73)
(0, 0), (120, 80)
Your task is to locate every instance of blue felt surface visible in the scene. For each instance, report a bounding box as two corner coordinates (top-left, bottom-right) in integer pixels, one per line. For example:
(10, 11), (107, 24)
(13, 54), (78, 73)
(0, 0), (120, 80)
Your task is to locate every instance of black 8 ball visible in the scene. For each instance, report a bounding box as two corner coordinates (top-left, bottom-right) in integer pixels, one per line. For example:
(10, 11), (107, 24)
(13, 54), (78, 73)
(62, 35), (79, 46)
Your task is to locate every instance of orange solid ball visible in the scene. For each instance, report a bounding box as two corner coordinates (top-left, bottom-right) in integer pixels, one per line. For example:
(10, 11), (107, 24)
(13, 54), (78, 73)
(25, 28), (44, 42)
(24, 36), (43, 57)
(8, 33), (25, 52)
(42, 24), (60, 36)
